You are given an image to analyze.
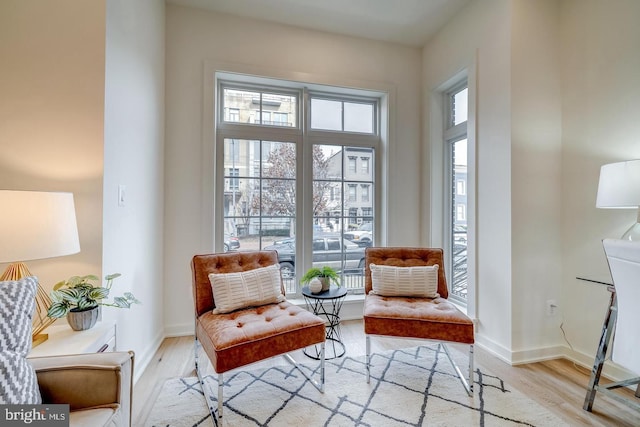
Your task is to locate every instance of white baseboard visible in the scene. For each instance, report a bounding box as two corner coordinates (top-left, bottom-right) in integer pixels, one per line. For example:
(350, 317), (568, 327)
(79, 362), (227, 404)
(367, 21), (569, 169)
(562, 346), (636, 384)
(475, 335), (634, 385)
(164, 322), (194, 337)
(132, 328), (165, 384)
(473, 333), (513, 364)
(509, 345), (566, 365)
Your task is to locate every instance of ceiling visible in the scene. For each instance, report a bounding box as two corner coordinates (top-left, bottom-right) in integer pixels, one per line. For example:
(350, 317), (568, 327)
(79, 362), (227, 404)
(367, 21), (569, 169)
(168, 0), (471, 47)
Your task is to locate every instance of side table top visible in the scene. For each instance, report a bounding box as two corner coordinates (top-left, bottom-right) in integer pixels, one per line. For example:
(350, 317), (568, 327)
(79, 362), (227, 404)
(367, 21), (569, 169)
(28, 321), (116, 358)
(301, 285), (347, 300)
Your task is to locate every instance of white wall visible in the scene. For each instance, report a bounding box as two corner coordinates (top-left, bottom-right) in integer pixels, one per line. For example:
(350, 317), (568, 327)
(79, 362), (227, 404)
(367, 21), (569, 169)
(560, 0), (640, 372)
(510, 0), (564, 361)
(422, 0), (514, 360)
(103, 0), (165, 377)
(164, 4), (422, 334)
(0, 1), (105, 295)
(425, 0), (640, 369)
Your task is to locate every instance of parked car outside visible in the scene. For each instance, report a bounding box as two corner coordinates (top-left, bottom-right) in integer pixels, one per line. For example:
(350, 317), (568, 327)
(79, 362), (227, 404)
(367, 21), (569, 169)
(343, 222), (373, 247)
(263, 234), (365, 279)
(224, 234), (240, 252)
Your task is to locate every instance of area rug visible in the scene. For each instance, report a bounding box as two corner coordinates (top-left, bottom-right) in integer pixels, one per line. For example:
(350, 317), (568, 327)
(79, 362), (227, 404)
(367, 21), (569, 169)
(144, 344), (567, 426)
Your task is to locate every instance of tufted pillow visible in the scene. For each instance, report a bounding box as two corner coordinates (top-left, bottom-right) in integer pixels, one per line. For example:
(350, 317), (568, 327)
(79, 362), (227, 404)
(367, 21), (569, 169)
(209, 264), (285, 314)
(0, 276), (42, 404)
(369, 263), (439, 298)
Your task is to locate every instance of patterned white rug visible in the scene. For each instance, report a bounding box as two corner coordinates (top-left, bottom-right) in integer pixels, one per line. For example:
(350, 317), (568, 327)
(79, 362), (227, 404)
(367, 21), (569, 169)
(144, 344), (567, 426)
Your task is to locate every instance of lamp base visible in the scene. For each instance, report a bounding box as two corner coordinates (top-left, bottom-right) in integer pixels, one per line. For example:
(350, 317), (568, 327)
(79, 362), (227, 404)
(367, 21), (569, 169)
(0, 262), (33, 281)
(622, 222), (640, 241)
(32, 333), (49, 348)
(1, 262), (56, 346)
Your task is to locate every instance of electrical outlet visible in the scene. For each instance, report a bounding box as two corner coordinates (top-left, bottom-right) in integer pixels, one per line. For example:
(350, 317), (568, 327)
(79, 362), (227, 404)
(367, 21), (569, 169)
(546, 299), (557, 316)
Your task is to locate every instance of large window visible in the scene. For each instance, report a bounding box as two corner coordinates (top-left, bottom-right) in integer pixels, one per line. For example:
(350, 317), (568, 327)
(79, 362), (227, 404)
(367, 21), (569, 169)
(217, 80), (380, 295)
(445, 84), (468, 303)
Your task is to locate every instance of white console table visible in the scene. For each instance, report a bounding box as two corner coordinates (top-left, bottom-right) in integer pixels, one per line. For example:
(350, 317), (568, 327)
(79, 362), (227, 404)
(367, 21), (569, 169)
(28, 321), (116, 358)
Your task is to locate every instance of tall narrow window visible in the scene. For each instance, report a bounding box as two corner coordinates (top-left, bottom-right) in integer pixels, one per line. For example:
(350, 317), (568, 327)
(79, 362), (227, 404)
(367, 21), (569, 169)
(361, 184), (370, 202)
(361, 157), (369, 174)
(445, 84), (468, 303)
(348, 184), (357, 201)
(348, 157), (357, 174)
(227, 108), (239, 122)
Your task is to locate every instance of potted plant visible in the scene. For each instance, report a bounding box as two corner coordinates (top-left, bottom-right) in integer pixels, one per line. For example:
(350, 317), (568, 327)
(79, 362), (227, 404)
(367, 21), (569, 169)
(47, 273), (140, 331)
(300, 266), (340, 293)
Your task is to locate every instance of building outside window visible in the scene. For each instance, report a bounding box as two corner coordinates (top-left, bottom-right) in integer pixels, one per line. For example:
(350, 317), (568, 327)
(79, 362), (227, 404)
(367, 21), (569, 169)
(348, 184), (357, 201)
(361, 184), (369, 202)
(361, 157), (369, 174)
(227, 108), (239, 122)
(348, 156), (357, 173)
(228, 168), (239, 190)
(273, 112), (288, 126)
(255, 110), (271, 124)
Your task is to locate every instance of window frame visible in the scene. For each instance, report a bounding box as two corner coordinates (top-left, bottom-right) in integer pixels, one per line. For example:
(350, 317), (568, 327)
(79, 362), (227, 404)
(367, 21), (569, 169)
(444, 81), (469, 306)
(215, 78), (382, 296)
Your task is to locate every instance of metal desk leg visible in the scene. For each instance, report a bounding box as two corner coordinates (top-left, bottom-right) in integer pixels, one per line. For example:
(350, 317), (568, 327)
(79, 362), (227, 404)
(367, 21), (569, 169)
(583, 289), (617, 411)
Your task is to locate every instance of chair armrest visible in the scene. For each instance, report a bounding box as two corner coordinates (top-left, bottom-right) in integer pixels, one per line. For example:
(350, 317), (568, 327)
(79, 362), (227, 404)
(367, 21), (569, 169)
(30, 351), (134, 421)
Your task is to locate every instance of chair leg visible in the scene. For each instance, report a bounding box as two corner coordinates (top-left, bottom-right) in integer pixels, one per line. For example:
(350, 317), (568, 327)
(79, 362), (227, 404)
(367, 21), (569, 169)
(468, 344), (474, 394)
(194, 337), (221, 420)
(218, 373), (223, 419)
(283, 342), (325, 393)
(366, 335), (371, 384)
(442, 343), (473, 396)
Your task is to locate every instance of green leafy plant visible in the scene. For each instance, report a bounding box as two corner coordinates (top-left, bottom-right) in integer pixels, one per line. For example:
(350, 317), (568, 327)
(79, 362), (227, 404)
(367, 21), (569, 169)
(300, 266), (340, 286)
(47, 273), (140, 319)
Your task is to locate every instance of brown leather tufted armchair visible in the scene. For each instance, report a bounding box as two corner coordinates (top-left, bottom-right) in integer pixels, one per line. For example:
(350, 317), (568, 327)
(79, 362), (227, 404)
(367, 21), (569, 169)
(363, 247), (475, 394)
(191, 251), (326, 420)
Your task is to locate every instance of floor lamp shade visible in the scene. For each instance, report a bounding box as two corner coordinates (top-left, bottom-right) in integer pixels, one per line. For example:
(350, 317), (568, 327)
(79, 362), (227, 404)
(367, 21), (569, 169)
(596, 160), (640, 241)
(0, 190), (81, 343)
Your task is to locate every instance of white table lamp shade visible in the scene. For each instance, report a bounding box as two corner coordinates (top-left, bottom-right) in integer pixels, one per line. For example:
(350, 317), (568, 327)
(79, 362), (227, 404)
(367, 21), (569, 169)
(596, 160), (640, 208)
(0, 190), (80, 263)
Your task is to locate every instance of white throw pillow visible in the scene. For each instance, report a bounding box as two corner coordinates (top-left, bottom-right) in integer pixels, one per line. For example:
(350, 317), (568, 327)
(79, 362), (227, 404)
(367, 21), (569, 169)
(209, 264), (285, 314)
(0, 276), (42, 404)
(369, 263), (439, 298)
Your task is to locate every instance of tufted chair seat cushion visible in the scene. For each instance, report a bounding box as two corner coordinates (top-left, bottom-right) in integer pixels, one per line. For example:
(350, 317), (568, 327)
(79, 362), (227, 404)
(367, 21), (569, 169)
(196, 301), (325, 373)
(364, 294), (474, 344)
(363, 247), (474, 345)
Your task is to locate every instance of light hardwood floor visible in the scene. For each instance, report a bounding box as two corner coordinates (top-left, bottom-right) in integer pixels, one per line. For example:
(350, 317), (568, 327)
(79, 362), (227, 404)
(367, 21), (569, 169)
(132, 319), (639, 426)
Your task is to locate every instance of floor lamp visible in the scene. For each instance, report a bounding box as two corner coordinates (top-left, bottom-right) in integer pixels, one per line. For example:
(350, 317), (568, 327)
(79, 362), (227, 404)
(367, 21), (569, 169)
(0, 190), (80, 346)
(596, 159), (640, 241)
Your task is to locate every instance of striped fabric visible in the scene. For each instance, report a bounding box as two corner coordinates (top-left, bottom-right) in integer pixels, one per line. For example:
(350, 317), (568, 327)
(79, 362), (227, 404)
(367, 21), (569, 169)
(370, 263), (439, 298)
(209, 264), (285, 314)
(0, 276), (42, 404)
